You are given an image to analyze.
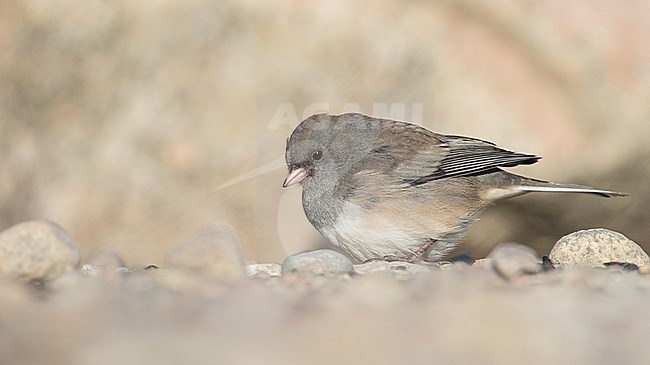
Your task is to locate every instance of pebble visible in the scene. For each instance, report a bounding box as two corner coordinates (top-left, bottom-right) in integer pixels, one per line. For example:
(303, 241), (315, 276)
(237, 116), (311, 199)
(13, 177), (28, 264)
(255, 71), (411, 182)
(354, 260), (432, 279)
(488, 242), (542, 279)
(282, 249), (353, 275)
(87, 250), (126, 268)
(549, 229), (650, 269)
(246, 263), (282, 277)
(140, 267), (226, 297)
(472, 258), (494, 270)
(81, 264), (104, 276)
(164, 222), (246, 280)
(0, 220), (81, 282)
(81, 251), (130, 279)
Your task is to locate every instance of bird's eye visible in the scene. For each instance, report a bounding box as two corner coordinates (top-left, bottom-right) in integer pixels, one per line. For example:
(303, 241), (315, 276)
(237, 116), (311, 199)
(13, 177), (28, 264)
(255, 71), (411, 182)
(312, 150), (323, 161)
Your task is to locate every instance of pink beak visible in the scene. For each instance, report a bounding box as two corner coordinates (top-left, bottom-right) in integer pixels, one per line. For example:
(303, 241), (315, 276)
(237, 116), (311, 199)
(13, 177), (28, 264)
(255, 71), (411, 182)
(283, 165), (308, 187)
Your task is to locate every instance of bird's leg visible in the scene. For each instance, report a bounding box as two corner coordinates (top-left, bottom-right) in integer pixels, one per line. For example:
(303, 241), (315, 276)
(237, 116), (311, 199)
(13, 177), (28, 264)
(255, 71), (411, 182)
(405, 239), (436, 263)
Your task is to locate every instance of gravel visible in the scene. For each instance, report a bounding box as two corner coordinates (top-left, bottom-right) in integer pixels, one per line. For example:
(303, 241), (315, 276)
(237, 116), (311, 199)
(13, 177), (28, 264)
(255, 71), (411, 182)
(2, 220), (650, 365)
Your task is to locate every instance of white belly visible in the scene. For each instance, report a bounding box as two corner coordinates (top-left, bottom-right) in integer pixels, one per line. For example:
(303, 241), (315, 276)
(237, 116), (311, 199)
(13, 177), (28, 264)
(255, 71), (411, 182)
(320, 201), (423, 262)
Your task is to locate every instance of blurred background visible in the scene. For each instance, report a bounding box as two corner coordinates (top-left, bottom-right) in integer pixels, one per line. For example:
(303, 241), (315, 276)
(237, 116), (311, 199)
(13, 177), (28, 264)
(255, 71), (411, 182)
(1, 0), (648, 266)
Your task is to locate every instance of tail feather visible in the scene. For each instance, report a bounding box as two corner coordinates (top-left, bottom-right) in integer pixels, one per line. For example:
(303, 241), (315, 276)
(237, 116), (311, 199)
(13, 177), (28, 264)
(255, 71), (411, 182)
(511, 182), (627, 198)
(481, 172), (627, 201)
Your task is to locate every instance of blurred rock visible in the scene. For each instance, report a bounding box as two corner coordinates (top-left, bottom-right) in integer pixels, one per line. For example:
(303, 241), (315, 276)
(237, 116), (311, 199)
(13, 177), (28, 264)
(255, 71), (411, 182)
(5, 248), (650, 364)
(116, 267), (136, 274)
(488, 242), (542, 279)
(639, 265), (650, 275)
(439, 261), (472, 272)
(81, 264), (104, 276)
(282, 249), (353, 275)
(82, 250), (131, 281)
(472, 258), (494, 269)
(87, 250), (126, 269)
(140, 267), (227, 297)
(0, 278), (33, 312)
(0, 220), (80, 282)
(165, 222), (246, 280)
(549, 229), (649, 269)
(48, 270), (93, 292)
(354, 260), (432, 279)
(246, 263), (282, 277)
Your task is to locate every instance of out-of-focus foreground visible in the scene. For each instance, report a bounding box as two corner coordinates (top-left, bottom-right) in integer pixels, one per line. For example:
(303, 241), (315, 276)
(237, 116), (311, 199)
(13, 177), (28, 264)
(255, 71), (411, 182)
(1, 1), (648, 265)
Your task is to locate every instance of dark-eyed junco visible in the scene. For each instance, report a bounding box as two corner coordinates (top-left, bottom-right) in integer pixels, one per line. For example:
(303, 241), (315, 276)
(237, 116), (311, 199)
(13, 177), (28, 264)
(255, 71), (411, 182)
(283, 113), (625, 263)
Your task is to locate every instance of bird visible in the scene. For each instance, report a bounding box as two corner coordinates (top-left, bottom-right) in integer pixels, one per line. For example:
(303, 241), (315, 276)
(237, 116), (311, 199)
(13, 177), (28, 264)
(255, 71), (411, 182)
(282, 113), (626, 263)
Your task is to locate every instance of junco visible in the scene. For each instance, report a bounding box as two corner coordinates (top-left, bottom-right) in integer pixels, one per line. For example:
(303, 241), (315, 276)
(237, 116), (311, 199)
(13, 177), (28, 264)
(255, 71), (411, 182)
(283, 113), (625, 263)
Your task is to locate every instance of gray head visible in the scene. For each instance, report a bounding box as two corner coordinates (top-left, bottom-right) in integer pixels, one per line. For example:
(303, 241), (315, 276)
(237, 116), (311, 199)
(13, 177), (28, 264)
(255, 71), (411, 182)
(283, 113), (382, 188)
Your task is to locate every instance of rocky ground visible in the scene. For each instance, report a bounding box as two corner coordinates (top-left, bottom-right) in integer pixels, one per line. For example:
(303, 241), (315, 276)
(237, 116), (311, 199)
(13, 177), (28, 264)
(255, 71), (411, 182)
(1, 220), (649, 364)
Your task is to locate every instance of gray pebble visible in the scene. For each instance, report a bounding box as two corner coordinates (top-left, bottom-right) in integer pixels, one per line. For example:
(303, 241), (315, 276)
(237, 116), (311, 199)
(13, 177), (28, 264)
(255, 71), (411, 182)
(488, 242), (541, 279)
(165, 222), (246, 280)
(549, 229), (649, 269)
(354, 260), (431, 279)
(282, 249), (353, 275)
(245, 263), (282, 277)
(0, 220), (81, 282)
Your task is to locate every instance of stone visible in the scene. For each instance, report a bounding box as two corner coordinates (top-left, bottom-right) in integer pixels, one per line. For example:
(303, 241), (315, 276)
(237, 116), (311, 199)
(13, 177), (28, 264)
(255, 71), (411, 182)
(82, 250), (131, 279)
(0, 220), (81, 282)
(81, 264), (104, 276)
(549, 229), (649, 269)
(246, 263), (282, 277)
(354, 260), (432, 279)
(439, 261), (472, 271)
(141, 267), (226, 297)
(282, 249), (353, 275)
(165, 222), (246, 280)
(116, 267), (135, 274)
(87, 250), (126, 268)
(81, 263), (134, 278)
(472, 258), (494, 269)
(488, 242), (542, 279)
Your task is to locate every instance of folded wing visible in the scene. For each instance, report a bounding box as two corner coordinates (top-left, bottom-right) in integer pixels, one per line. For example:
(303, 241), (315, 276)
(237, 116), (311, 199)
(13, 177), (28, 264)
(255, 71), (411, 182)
(367, 121), (539, 186)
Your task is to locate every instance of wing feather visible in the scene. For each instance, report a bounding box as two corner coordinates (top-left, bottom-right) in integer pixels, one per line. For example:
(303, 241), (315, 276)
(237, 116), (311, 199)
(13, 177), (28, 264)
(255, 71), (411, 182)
(361, 122), (540, 186)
